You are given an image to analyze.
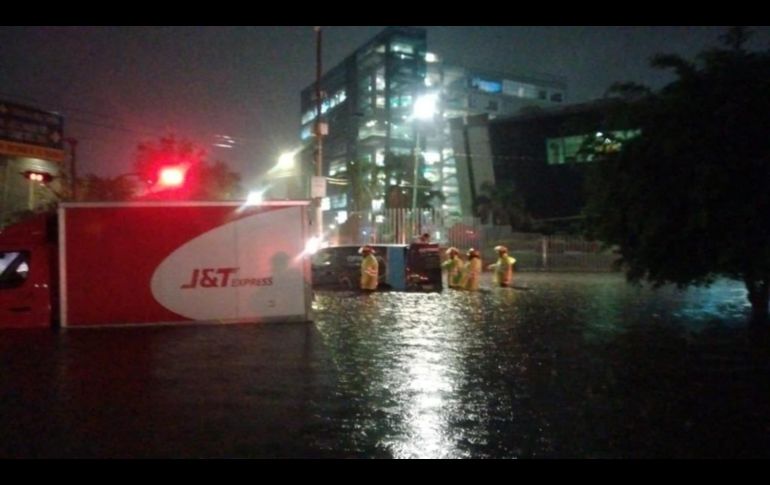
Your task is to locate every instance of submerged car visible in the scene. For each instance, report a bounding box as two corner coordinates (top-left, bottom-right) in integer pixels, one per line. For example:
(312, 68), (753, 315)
(311, 243), (442, 291)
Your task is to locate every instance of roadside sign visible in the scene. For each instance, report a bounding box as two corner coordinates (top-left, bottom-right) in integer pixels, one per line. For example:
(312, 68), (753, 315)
(311, 175), (326, 198)
(0, 100), (65, 162)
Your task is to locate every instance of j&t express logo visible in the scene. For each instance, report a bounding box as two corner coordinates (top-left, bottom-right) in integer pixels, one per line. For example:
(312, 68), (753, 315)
(180, 267), (273, 289)
(150, 208), (305, 321)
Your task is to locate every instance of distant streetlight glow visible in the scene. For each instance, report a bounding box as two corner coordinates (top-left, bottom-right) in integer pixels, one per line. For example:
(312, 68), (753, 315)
(276, 152), (296, 171)
(413, 93), (438, 121)
(246, 190), (265, 205)
(304, 235), (324, 255)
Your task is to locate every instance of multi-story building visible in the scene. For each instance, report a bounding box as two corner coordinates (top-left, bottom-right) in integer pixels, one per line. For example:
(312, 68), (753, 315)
(0, 100), (66, 227)
(276, 26), (568, 231)
(451, 98), (640, 223)
(428, 63), (567, 219)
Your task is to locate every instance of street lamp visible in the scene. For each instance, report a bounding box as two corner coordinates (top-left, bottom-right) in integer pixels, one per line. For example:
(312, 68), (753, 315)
(411, 93), (438, 235)
(21, 170), (53, 210)
(265, 149), (301, 199)
(275, 152), (296, 173)
(313, 26), (326, 239)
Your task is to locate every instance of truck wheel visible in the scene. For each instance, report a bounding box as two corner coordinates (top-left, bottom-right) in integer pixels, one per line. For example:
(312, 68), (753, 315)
(339, 276), (353, 289)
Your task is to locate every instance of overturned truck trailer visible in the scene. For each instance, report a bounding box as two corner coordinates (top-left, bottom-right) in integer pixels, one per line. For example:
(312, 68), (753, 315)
(0, 201), (313, 328)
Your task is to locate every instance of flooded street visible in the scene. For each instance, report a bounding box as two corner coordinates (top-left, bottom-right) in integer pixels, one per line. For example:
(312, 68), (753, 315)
(2, 273), (770, 458)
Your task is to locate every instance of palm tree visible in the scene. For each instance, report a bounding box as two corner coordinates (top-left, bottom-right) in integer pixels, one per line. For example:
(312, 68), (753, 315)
(474, 182), (531, 230)
(344, 158), (381, 212)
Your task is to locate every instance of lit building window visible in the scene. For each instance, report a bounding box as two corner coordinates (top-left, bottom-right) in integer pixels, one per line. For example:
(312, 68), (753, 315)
(423, 151), (440, 165)
(391, 42), (415, 55)
(470, 77), (502, 94)
(329, 160), (346, 176)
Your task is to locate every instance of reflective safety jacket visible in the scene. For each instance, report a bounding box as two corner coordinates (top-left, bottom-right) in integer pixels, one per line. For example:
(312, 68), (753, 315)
(463, 257), (482, 291)
(360, 254), (379, 290)
(490, 255), (516, 287)
(442, 255), (465, 289)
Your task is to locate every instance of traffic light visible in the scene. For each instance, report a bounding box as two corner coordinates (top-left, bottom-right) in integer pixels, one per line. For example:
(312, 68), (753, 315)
(22, 171), (53, 184)
(156, 166), (186, 188)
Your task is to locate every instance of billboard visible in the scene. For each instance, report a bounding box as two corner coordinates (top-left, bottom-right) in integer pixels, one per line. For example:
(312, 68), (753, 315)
(0, 100), (65, 162)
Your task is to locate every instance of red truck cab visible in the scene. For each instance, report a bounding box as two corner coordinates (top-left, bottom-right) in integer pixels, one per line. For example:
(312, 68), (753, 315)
(0, 213), (58, 328)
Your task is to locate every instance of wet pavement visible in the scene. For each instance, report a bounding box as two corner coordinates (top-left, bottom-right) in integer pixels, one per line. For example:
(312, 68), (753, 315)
(2, 272), (770, 458)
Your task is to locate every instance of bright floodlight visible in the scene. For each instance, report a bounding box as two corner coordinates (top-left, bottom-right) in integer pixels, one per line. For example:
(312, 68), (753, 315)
(272, 151), (296, 173)
(277, 152), (295, 169)
(304, 236), (323, 255)
(246, 190), (264, 206)
(413, 93), (438, 120)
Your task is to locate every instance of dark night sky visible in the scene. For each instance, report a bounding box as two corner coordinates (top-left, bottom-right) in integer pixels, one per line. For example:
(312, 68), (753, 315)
(2, 26), (769, 186)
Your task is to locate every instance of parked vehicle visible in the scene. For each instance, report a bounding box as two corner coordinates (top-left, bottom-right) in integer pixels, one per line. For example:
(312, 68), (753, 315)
(311, 243), (442, 291)
(0, 201), (313, 328)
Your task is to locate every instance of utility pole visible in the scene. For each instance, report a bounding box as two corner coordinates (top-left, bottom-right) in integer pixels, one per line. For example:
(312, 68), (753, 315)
(412, 130), (420, 238)
(313, 26), (325, 239)
(65, 137), (78, 201)
(27, 175), (35, 210)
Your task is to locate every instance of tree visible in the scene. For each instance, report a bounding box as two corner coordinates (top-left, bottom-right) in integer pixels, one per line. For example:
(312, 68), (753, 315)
(185, 160), (242, 200)
(76, 174), (137, 201)
(344, 158), (380, 212)
(134, 134), (241, 200)
(380, 152), (442, 210)
(584, 27), (770, 324)
(474, 181), (531, 230)
(382, 153), (411, 209)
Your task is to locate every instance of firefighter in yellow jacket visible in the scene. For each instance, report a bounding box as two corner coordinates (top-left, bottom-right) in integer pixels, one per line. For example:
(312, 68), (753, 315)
(488, 245), (516, 287)
(359, 245), (379, 291)
(442, 247), (465, 289)
(463, 248), (482, 291)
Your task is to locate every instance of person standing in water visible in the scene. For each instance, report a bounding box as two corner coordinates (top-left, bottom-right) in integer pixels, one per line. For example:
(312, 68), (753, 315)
(488, 245), (516, 287)
(359, 245), (379, 291)
(442, 246), (465, 289)
(463, 248), (482, 291)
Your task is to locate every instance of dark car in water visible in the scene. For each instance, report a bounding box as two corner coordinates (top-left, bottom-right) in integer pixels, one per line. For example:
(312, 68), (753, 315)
(311, 243), (442, 291)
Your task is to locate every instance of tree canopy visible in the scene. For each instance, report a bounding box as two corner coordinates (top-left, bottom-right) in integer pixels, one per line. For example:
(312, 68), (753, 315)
(474, 182), (531, 231)
(584, 27), (770, 323)
(134, 134), (241, 200)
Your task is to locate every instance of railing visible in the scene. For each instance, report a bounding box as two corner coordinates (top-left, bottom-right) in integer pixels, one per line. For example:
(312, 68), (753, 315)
(327, 208), (619, 272)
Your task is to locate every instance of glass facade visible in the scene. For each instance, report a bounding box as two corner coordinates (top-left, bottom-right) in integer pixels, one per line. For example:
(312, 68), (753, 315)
(299, 27), (568, 224)
(546, 129), (641, 165)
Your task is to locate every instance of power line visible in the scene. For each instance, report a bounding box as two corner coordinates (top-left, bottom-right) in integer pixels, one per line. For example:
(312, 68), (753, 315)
(0, 90), (265, 147)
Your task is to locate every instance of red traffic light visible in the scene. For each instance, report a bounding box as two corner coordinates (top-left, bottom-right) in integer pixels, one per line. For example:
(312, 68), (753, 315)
(157, 166), (185, 188)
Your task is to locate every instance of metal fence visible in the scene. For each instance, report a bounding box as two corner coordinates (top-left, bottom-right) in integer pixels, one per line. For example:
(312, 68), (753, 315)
(327, 208), (619, 272)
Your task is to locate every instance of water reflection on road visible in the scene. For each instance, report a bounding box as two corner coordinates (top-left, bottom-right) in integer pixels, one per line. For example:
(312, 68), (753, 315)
(312, 272), (767, 458)
(2, 272), (768, 458)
